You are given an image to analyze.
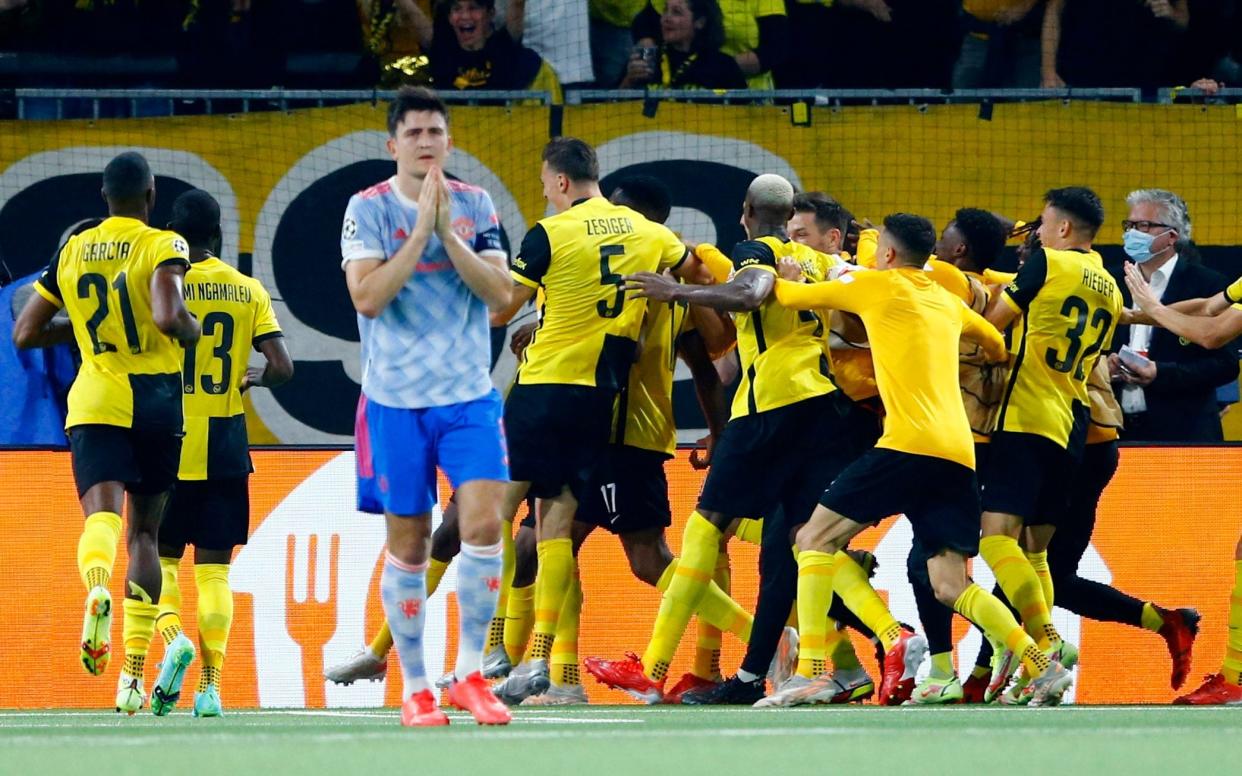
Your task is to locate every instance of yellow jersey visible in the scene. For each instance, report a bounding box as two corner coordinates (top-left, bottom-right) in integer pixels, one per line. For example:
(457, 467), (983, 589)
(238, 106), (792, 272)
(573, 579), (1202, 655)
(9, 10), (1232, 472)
(618, 297), (693, 456)
(512, 197), (688, 391)
(178, 258), (283, 480)
(33, 216), (190, 431)
(730, 236), (836, 419)
(997, 247), (1122, 447)
(775, 267), (1006, 470)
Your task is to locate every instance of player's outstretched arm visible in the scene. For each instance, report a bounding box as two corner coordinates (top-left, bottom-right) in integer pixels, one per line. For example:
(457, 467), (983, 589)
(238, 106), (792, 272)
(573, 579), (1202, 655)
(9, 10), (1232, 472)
(242, 336), (294, 392)
(152, 264), (201, 344)
(1126, 262), (1242, 349)
(12, 291), (72, 349)
(678, 329), (728, 470)
(625, 268), (772, 313)
(960, 305), (1008, 364)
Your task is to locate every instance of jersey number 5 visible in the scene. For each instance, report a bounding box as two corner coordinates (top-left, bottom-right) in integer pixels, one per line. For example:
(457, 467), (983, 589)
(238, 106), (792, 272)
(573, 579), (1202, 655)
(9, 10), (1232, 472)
(597, 245), (626, 319)
(1046, 295), (1112, 380)
(183, 312), (235, 395)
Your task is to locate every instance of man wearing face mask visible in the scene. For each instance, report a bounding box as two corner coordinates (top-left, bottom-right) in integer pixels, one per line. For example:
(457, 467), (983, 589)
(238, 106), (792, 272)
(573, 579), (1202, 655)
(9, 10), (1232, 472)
(1109, 189), (1237, 443)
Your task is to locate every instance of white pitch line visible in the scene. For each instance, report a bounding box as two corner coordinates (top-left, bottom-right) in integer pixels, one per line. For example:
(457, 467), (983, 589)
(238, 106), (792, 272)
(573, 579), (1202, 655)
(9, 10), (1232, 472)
(0, 725), (1226, 747)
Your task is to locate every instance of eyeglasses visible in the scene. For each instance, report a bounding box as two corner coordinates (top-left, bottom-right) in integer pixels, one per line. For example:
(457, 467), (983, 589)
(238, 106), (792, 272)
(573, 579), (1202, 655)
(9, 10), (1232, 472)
(1121, 220), (1173, 233)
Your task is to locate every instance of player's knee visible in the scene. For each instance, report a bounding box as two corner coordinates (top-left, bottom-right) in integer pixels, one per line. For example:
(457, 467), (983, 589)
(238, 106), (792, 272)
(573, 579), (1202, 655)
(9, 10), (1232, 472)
(626, 549), (667, 587)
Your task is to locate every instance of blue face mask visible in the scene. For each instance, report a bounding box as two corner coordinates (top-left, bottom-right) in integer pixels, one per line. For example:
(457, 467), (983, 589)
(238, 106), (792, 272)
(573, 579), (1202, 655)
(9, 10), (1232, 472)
(1123, 228), (1171, 264)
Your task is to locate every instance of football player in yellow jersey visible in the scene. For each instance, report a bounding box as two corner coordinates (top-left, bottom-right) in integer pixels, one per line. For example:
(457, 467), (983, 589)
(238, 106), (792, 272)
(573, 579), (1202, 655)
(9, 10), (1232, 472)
(494, 138), (702, 695)
(13, 152), (201, 714)
(1124, 266), (1242, 705)
(763, 213), (1076, 707)
(978, 187), (1122, 699)
(504, 176), (752, 706)
(137, 190), (291, 718)
(584, 173), (863, 704)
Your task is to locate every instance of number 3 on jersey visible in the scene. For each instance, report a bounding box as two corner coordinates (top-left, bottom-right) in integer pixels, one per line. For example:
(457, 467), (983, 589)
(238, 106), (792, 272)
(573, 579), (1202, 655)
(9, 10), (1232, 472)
(183, 311), (235, 394)
(1046, 295), (1112, 380)
(597, 245), (625, 318)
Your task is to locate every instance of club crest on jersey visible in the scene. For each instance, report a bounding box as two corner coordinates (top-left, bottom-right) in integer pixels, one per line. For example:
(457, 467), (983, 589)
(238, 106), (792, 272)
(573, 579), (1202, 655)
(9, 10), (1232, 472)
(453, 216), (475, 241)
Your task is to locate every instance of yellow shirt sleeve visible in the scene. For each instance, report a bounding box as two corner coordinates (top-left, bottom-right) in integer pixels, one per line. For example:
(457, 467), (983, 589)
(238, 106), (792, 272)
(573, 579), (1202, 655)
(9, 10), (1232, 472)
(658, 225), (690, 272)
(695, 243), (734, 284)
(1226, 276), (1242, 310)
(959, 302), (1007, 363)
(926, 258), (972, 304)
(982, 268), (1018, 287)
(252, 283), (283, 341)
(855, 229), (878, 268)
(773, 273), (871, 314)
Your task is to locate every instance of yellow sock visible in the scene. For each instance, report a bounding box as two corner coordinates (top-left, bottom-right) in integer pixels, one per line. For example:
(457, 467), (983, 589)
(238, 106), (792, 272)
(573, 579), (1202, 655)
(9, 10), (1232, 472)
(550, 573), (582, 686)
(156, 557), (183, 645)
(195, 563), (233, 684)
(795, 551), (835, 678)
(426, 557), (450, 597)
(693, 553), (730, 680)
(485, 519), (516, 654)
(77, 511), (122, 591)
(929, 652), (954, 679)
(1026, 550), (1054, 610)
(504, 583), (535, 664)
(1223, 560), (1242, 685)
(526, 538), (573, 663)
(734, 517), (763, 546)
(369, 621), (393, 658)
(980, 534), (1059, 649)
(1140, 602), (1164, 632)
(641, 512), (721, 681)
(953, 582), (1049, 677)
(122, 597), (158, 679)
(828, 622), (862, 671)
(833, 551), (902, 650)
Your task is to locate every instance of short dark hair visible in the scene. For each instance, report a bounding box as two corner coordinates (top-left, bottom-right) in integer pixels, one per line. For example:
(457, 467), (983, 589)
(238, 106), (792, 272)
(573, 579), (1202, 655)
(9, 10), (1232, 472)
(883, 213), (936, 264)
(611, 175), (672, 224)
(168, 189), (222, 249)
(387, 86), (449, 136)
(952, 207), (1007, 270)
(542, 137), (599, 183)
(793, 192), (852, 236)
(102, 151), (153, 202)
(1044, 186), (1105, 237)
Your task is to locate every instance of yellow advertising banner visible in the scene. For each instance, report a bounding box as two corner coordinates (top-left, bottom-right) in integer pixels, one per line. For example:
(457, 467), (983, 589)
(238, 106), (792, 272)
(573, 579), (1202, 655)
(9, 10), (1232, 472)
(1, 101), (1239, 444)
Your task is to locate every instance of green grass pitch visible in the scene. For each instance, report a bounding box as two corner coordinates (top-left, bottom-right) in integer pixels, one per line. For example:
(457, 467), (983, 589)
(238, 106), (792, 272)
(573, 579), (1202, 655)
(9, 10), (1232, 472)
(1, 706), (1236, 775)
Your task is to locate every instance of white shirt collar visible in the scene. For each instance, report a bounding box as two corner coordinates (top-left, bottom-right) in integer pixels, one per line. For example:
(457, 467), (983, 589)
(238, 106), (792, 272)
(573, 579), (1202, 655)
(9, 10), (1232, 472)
(1149, 253), (1179, 295)
(388, 175), (418, 210)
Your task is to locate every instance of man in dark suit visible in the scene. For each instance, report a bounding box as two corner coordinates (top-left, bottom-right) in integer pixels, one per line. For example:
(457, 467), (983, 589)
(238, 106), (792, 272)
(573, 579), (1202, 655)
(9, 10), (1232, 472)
(1109, 189), (1238, 442)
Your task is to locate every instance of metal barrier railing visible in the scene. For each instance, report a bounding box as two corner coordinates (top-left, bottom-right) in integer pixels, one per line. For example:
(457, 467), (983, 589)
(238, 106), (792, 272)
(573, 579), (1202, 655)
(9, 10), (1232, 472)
(9, 86), (1241, 119)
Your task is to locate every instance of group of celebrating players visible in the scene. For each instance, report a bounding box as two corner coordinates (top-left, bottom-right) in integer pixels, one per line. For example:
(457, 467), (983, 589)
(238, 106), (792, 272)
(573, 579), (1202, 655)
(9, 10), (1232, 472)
(16, 83), (1242, 725)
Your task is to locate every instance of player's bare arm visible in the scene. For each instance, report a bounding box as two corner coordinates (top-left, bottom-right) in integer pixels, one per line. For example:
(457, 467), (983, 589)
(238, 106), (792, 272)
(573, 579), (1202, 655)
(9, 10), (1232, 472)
(430, 165), (511, 311)
(151, 264), (201, 344)
(624, 267), (772, 313)
(678, 329), (728, 470)
(345, 173), (437, 318)
(11, 292), (72, 349)
(241, 336), (294, 392)
(1125, 262), (1242, 349)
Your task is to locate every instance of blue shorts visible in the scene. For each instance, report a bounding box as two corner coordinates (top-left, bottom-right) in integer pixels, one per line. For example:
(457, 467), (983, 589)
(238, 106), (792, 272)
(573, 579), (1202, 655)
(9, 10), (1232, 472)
(355, 390), (509, 516)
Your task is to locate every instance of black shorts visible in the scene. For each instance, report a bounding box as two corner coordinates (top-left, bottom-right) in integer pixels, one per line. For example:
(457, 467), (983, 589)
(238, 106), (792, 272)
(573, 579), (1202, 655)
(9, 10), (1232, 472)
(161, 477), (251, 552)
(505, 383), (616, 501)
(699, 391), (859, 525)
(980, 430), (1075, 525)
(822, 448), (981, 557)
(576, 445), (671, 535)
(68, 424), (182, 498)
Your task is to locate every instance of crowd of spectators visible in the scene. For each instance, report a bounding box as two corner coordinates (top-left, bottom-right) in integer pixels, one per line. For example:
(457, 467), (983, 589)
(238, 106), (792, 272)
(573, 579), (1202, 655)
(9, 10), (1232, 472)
(0, 0), (1239, 95)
